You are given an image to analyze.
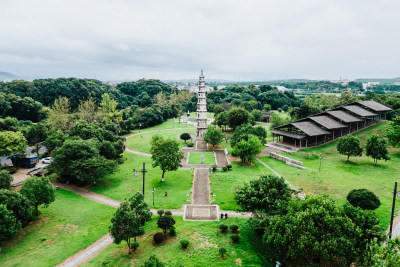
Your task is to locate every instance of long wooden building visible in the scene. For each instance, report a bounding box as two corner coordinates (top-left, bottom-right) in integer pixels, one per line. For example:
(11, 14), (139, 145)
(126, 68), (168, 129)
(271, 100), (392, 148)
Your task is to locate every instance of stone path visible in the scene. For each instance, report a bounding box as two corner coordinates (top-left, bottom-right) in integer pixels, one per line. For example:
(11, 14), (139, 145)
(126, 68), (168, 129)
(196, 140), (208, 149)
(56, 234), (113, 267)
(192, 168), (210, 205)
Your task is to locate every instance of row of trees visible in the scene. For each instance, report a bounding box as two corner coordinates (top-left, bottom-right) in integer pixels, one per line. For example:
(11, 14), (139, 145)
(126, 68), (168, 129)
(234, 174), (396, 265)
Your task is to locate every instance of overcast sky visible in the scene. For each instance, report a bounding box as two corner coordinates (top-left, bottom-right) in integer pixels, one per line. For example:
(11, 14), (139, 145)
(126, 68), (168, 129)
(1, 0), (399, 81)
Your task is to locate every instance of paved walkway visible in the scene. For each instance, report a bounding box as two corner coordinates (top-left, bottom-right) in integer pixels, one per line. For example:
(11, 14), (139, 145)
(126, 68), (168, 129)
(196, 140), (208, 149)
(192, 168), (210, 205)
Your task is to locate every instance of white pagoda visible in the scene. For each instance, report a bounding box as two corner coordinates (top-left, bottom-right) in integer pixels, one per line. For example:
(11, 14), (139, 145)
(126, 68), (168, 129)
(196, 70), (207, 136)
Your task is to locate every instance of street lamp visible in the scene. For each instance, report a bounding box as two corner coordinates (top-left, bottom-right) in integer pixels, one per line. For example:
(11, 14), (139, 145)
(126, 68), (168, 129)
(152, 187), (156, 206)
(389, 181), (400, 239)
(133, 162), (148, 202)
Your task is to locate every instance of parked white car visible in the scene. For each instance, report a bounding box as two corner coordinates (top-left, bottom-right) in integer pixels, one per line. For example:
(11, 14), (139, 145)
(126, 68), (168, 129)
(42, 157), (53, 164)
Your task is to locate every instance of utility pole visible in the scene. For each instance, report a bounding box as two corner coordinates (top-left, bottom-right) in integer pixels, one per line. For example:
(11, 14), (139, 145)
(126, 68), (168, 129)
(133, 162), (148, 201)
(389, 182), (398, 239)
(319, 153), (322, 172)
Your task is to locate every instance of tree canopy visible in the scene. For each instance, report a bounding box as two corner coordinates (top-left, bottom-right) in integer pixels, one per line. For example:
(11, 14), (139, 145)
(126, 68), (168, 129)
(366, 134), (390, 165)
(20, 176), (55, 218)
(232, 135), (263, 163)
(203, 126), (224, 148)
(337, 135), (363, 161)
(347, 189), (381, 210)
(0, 131), (28, 158)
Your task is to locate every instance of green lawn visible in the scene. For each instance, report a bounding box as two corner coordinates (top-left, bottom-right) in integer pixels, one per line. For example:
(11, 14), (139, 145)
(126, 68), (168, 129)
(125, 118), (195, 136)
(126, 128), (195, 154)
(89, 153), (193, 209)
(83, 217), (270, 267)
(259, 122), (399, 228)
(210, 161), (273, 210)
(188, 152), (215, 165)
(0, 189), (115, 267)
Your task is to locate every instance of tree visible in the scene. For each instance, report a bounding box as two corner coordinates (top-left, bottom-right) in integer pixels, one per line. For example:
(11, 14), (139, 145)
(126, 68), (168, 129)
(26, 122), (48, 156)
(251, 109), (262, 121)
(0, 204), (21, 242)
(43, 130), (67, 154)
(48, 97), (71, 131)
(0, 131), (27, 158)
(150, 136), (184, 182)
(78, 97), (102, 123)
(20, 176), (56, 218)
(127, 192), (152, 225)
(214, 110), (229, 130)
(227, 107), (251, 130)
(230, 123), (267, 147)
(0, 170), (13, 189)
(366, 134), (390, 165)
(387, 116), (400, 147)
(141, 255), (165, 267)
(337, 135), (363, 161)
(347, 189), (381, 210)
(270, 112), (290, 129)
(232, 135), (263, 163)
(203, 126), (224, 148)
(49, 139), (117, 184)
(264, 195), (361, 266)
(213, 105), (225, 116)
(235, 175), (293, 215)
(157, 212), (175, 237)
(180, 133), (191, 144)
(100, 93), (122, 123)
(0, 189), (32, 226)
(363, 238), (400, 266)
(109, 201), (145, 250)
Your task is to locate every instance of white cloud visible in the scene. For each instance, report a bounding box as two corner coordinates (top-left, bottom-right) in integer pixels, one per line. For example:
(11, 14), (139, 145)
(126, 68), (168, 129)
(0, 0), (399, 80)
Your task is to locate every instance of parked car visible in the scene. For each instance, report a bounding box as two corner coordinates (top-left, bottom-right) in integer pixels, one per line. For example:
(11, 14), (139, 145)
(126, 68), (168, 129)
(42, 157), (53, 164)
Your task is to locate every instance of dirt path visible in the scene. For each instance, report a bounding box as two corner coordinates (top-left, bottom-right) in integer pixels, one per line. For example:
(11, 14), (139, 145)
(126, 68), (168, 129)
(196, 140), (208, 149)
(192, 168), (210, 205)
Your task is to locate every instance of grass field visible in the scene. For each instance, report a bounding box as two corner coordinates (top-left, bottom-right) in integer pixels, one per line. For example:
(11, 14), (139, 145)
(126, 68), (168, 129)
(259, 122), (399, 228)
(126, 128), (196, 154)
(125, 118), (195, 136)
(188, 152), (215, 165)
(83, 217), (270, 267)
(89, 153), (192, 209)
(210, 161), (273, 210)
(0, 189), (115, 267)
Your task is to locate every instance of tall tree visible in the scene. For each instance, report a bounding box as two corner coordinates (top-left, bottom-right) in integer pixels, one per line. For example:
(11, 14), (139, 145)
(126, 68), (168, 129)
(150, 136), (184, 182)
(232, 135), (263, 163)
(128, 192), (152, 225)
(0, 204), (21, 242)
(366, 134), (390, 165)
(157, 212), (176, 237)
(230, 123), (267, 147)
(337, 135), (363, 161)
(227, 107), (251, 130)
(0, 189), (32, 226)
(100, 93), (121, 123)
(203, 126), (224, 148)
(387, 116), (400, 147)
(20, 176), (56, 218)
(0, 131), (27, 158)
(48, 97), (71, 131)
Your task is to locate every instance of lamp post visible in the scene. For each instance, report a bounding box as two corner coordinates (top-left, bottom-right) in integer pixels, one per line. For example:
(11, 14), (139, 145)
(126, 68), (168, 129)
(152, 187), (156, 206)
(133, 162), (147, 201)
(389, 182), (400, 239)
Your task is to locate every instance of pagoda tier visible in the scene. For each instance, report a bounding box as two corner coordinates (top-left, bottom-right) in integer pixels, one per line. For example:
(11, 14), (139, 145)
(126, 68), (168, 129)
(196, 70), (207, 136)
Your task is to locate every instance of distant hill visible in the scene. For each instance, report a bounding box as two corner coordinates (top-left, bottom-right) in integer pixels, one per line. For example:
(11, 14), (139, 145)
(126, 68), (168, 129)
(0, 71), (19, 81)
(355, 77), (400, 84)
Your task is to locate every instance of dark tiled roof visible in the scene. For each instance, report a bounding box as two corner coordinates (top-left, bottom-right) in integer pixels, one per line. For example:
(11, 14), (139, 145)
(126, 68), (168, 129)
(342, 105), (377, 117)
(358, 100), (392, 112)
(291, 121), (330, 136)
(326, 110), (363, 123)
(308, 116), (348, 129)
(271, 130), (306, 139)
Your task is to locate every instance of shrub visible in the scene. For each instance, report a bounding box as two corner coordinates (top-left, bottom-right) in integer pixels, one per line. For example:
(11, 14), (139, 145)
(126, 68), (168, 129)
(153, 232), (164, 244)
(212, 165), (217, 172)
(169, 225), (177, 236)
(141, 255), (165, 267)
(231, 234), (240, 243)
(157, 209), (164, 216)
(219, 247), (227, 257)
(222, 166), (228, 172)
(219, 224), (228, 232)
(180, 133), (191, 143)
(165, 210), (172, 216)
(0, 170), (13, 189)
(187, 142), (194, 147)
(8, 167), (18, 174)
(226, 164), (232, 170)
(180, 239), (189, 249)
(230, 224), (239, 233)
(131, 242), (139, 251)
(347, 189), (381, 210)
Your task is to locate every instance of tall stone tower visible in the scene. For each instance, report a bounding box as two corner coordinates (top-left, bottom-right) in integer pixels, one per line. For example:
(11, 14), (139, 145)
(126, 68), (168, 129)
(196, 70), (207, 136)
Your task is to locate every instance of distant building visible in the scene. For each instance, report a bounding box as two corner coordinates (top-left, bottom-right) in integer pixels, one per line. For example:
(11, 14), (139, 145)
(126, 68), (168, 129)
(274, 86), (290, 92)
(362, 82), (380, 90)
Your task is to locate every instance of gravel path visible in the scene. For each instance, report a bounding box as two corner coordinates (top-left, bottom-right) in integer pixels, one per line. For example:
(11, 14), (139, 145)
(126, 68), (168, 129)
(196, 140), (208, 150)
(192, 168), (210, 205)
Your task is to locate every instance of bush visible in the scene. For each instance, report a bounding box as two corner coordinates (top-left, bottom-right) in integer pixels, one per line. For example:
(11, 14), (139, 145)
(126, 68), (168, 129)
(187, 142), (194, 147)
(226, 164), (232, 170)
(230, 224), (239, 233)
(180, 133), (191, 143)
(219, 247), (227, 257)
(157, 209), (164, 216)
(180, 239), (189, 249)
(347, 189), (381, 210)
(153, 232), (164, 244)
(222, 166), (228, 172)
(212, 165), (217, 172)
(141, 255), (165, 267)
(231, 234), (240, 243)
(0, 170), (13, 189)
(165, 210), (172, 216)
(219, 224), (228, 232)
(169, 225), (177, 236)
(131, 242), (139, 251)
